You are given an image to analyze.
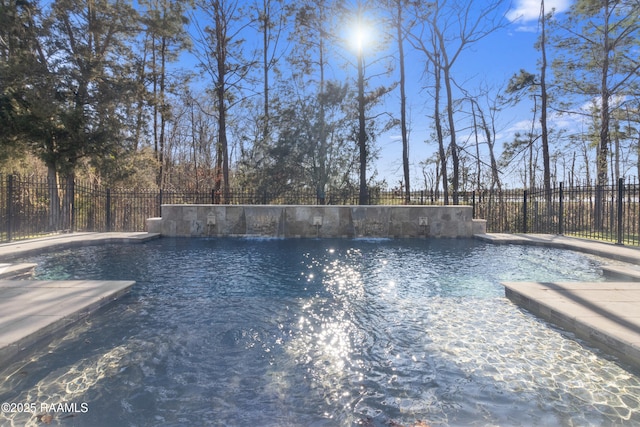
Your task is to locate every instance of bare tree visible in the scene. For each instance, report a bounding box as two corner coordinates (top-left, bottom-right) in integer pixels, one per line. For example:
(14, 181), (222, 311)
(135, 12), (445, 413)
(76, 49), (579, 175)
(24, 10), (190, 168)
(387, 0), (414, 203)
(410, 0), (506, 204)
(467, 88), (503, 193)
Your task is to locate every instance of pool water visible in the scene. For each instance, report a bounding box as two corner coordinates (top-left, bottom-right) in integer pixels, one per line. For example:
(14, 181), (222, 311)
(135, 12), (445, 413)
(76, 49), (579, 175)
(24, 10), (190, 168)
(2, 238), (640, 426)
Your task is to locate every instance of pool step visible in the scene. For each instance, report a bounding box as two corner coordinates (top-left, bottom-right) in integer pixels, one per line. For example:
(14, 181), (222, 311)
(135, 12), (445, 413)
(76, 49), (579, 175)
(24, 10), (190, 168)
(0, 280), (135, 368)
(503, 281), (640, 372)
(0, 263), (37, 280)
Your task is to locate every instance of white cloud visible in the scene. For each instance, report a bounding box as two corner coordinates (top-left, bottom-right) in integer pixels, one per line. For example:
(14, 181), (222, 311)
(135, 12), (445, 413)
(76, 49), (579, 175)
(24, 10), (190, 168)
(511, 24), (539, 33)
(503, 110), (578, 139)
(506, 119), (536, 134)
(506, 0), (572, 23)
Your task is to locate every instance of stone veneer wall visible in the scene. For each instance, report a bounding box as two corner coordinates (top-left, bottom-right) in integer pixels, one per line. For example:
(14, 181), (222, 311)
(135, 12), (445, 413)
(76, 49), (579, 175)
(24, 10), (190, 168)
(147, 205), (486, 238)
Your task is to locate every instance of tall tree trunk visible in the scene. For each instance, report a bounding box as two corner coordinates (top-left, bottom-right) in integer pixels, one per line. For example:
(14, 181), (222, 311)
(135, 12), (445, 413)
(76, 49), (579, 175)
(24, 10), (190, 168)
(152, 36), (160, 185)
(210, 1), (230, 204)
(529, 141), (535, 189)
(191, 100), (199, 192)
(471, 101), (482, 188)
(134, 37), (148, 152)
(433, 62), (448, 205)
(317, 11), (328, 204)
(214, 82), (225, 203)
(261, 0), (269, 142)
(443, 64), (459, 204)
(483, 112), (502, 193)
(159, 36), (167, 188)
(540, 0), (551, 202)
(396, 0), (410, 203)
(436, 24), (458, 204)
(357, 50), (368, 205)
(598, 28), (611, 185)
(595, 0), (612, 230)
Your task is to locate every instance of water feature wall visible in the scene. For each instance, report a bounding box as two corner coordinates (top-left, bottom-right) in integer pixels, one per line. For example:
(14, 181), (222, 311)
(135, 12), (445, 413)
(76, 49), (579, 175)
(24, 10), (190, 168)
(147, 205), (486, 238)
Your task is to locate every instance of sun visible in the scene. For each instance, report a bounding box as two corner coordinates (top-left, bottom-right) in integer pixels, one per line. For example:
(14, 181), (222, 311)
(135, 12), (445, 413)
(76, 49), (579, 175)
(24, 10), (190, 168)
(354, 24), (367, 51)
(351, 21), (372, 52)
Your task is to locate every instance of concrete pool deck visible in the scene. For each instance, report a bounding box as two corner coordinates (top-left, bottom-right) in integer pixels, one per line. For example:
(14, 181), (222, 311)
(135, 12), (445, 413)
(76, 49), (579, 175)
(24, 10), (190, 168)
(0, 231), (639, 372)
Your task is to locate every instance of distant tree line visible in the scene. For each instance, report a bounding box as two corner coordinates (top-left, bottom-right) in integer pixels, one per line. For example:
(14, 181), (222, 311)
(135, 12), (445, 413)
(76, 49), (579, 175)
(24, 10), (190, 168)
(1, 0), (639, 214)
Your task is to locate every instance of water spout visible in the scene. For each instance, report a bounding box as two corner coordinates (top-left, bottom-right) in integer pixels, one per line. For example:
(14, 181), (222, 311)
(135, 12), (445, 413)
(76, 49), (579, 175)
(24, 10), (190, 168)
(313, 216), (323, 238)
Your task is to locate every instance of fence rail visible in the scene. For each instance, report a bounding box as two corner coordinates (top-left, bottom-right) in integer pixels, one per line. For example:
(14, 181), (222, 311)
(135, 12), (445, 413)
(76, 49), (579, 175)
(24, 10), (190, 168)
(2, 174), (639, 245)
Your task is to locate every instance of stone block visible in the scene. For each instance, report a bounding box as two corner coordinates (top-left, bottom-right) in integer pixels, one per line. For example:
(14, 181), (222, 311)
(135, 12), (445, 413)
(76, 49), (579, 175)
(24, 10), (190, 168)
(183, 206), (198, 221)
(190, 220), (204, 236)
(146, 217), (162, 234)
(161, 219), (176, 236)
(473, 219), (487, 235)
(244, 206), (284, 236)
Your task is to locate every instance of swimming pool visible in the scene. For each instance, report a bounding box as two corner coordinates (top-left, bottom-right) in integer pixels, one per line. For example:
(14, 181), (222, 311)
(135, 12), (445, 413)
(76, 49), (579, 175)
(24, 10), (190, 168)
(1, 238), (639, 426)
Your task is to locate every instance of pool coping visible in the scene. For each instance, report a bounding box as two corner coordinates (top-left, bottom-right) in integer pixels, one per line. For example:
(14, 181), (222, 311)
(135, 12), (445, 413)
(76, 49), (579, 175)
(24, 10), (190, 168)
(475, 233), (640, 264)
(0, 232), (161, 261)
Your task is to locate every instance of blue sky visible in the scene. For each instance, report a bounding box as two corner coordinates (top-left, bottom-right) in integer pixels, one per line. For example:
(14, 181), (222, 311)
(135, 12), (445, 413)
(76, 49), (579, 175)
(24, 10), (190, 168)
(372, 0), (574, 189)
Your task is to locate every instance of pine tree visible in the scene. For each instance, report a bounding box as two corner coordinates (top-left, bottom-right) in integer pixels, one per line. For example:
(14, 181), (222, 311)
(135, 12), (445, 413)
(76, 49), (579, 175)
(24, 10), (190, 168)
(193, 0), (253, 203)
(553, 0), (640, 188)
(138, 0), (193, 187)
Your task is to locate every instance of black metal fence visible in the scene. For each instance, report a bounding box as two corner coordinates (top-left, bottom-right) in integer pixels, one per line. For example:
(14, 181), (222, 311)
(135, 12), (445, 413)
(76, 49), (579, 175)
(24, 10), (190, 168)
(473, 178), (640, 245)
(2, 173), (639, 245)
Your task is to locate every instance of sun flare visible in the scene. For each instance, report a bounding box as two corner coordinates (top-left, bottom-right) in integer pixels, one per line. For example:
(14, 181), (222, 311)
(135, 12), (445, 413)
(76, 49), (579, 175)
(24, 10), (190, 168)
(351, 22), (372, 52)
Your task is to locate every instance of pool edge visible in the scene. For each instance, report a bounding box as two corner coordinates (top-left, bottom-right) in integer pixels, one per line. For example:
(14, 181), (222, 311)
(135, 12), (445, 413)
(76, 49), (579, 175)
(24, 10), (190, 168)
(503, 281), (640, 374)
(0, 280), (135, 370)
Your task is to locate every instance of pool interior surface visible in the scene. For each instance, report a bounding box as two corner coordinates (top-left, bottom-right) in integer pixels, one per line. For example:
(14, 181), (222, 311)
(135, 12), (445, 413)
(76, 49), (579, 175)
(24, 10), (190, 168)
(1, 238), (640, 426)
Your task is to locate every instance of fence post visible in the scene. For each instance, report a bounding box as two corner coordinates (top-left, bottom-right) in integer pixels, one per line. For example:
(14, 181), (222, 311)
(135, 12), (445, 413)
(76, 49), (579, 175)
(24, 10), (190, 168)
(106, 188), (112, 232)
(523, 190), (528, 234)
(6, 175), (14, 242)
(472, 191), (476, 218)
(158, 189), (163, 217)
(558, 182), (564, 235)
(617, 177), (624, 245)
(69, 178), (76, 232)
